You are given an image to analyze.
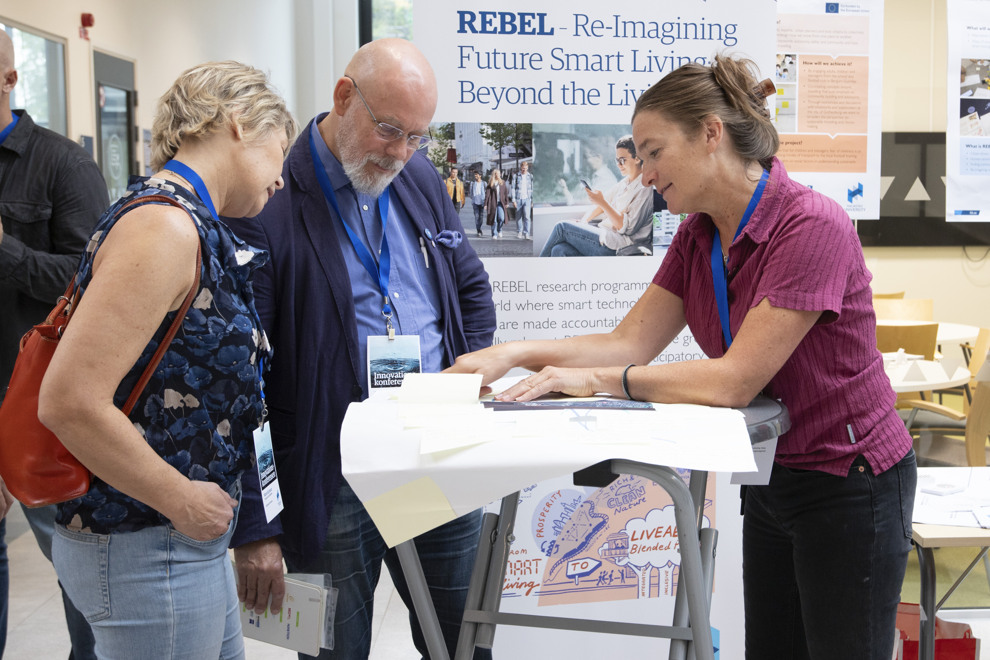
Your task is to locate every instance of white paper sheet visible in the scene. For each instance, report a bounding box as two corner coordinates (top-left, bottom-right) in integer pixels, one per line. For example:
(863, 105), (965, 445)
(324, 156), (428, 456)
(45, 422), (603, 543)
(913, 467), (990, 528)
(341, 387), (755, 547)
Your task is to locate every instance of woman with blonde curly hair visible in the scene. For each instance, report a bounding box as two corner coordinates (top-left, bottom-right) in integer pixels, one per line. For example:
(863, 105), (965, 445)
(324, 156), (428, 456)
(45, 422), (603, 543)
(39, 61), (295, 659)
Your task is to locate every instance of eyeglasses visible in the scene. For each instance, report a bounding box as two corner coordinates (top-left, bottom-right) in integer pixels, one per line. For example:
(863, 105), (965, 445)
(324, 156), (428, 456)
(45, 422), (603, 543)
(615, 157), (635, 166)
(345, 75), (433, 150)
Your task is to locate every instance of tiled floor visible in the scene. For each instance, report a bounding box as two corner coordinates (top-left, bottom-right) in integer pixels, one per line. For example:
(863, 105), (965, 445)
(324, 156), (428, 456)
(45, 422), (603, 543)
(4, 504), (419, 659)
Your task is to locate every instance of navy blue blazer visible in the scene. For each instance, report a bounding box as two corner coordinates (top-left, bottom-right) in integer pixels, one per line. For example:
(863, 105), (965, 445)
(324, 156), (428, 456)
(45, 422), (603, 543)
(229, 116), (496, 567)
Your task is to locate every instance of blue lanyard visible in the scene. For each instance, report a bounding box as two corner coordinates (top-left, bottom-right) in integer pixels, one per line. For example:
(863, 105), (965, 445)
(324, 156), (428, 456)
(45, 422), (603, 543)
(0, 113), (20, 145)
(162, 159), (267, 414)
(163, 159), (219, 221)
(308, 129), (394, 333)
(711, 169), (769, 349)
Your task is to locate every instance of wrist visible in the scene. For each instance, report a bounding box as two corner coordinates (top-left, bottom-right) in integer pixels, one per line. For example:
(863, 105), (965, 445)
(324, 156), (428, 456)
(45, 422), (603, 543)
(621, 364), (636, 401)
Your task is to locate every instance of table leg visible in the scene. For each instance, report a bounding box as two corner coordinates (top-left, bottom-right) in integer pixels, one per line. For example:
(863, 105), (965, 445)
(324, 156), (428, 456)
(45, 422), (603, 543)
(396, 539), (451, 660)
(455, 511), (500, 660)
(915, 544), (936, 660)
(610, 461), (714, 660)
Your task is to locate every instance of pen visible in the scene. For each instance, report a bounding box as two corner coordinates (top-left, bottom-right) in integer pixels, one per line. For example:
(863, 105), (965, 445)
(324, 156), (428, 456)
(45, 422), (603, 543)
(419, 236), (429, 268)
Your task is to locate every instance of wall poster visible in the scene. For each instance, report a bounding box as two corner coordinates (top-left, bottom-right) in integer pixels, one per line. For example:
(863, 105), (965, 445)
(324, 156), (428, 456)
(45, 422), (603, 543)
(947, 0), (990, 221)
(774, 0), (884, 220)
(415, 1), (776, 657)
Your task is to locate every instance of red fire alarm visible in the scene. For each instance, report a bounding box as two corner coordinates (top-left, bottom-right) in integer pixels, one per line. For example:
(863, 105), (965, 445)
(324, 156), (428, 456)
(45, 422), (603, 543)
(81, 13), (95, 28)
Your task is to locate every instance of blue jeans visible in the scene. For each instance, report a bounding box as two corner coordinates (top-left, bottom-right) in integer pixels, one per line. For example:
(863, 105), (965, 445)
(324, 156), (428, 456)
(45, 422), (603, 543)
(539, 221), (615, 257)
(743, 451), (916, 659)
(22, 504), (97, 660)
(516, 198), (532, 235)
(52, 483), (244, 660)
(492, 206), (505, 236)
(472, 203), (485, 233)
(286, 481), (490, 660)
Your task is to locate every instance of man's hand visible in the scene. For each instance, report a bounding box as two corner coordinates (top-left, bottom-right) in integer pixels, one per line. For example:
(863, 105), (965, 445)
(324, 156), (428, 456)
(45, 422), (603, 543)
(233, 537), (286, 614)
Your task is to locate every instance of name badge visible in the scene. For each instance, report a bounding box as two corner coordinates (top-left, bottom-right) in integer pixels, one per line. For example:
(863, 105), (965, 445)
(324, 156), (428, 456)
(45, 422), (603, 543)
(367, 335), (422, 391)
(253, 423), (284, 523)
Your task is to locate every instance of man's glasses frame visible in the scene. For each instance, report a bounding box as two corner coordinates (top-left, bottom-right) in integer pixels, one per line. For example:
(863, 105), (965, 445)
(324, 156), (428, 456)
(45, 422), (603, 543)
(345, 75), (433, 150)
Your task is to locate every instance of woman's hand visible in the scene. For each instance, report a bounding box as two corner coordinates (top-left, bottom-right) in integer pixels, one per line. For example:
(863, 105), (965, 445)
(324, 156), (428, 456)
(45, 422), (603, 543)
(168, 480), (238, 541)
(585, 188), (605, 205)
(494, 366), (600, 402)
(445, 345), (519, 391)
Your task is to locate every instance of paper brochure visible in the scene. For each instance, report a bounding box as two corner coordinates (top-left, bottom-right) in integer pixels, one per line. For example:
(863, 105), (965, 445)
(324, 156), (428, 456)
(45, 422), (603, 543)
(240, 573), (336, 656)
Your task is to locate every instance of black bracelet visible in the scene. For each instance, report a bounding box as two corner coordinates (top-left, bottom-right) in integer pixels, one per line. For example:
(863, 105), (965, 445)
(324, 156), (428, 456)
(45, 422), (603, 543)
(621, 363), (636, 401)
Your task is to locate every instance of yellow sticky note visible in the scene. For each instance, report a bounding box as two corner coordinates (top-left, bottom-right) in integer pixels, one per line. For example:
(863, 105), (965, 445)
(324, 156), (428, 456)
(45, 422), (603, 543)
(364, 476), (457, 547)
(782, 101), (790, 108)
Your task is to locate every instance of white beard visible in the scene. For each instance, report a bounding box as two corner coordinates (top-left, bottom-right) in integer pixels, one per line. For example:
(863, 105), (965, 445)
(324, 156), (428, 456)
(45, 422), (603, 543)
(336, 121), (404, 197)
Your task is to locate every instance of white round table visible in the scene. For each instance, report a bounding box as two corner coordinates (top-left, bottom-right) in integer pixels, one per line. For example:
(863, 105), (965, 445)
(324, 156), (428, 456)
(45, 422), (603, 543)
(885, 360), (971, 393)
(875, 320), (980, 347)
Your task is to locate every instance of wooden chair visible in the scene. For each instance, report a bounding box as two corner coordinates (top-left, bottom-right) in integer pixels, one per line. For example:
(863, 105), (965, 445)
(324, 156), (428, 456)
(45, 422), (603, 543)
(872, 291), (906, 299)
(872, 297), (934, 321)
(945, 328), (990, 412)
(902, 381), (990, 466)
(877, 323), (939, 408)
(900, 329), (990, 466)
(876, 323), (939, 360)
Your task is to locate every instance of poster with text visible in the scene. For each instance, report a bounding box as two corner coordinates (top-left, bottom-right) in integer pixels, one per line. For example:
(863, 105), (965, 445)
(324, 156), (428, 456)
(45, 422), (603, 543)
(774, 0), (884, 220)
(415, 2), (774, 656)
(947, 0), (990, 221)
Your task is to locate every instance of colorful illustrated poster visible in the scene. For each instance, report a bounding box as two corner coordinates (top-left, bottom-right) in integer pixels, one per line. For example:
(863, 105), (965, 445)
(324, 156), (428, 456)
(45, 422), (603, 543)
(947, 0), (990, 221)
(775, 0), (884, 220)
(500, 471), (715, 606)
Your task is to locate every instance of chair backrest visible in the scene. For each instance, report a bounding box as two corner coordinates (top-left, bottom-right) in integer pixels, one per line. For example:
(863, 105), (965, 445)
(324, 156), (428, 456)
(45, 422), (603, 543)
(966, 381), (990, 466)
(872, 297), (934, 321)
(876, 323), (939, 360)
(873, 291), (906, 300)
(968, 328), (990, 379)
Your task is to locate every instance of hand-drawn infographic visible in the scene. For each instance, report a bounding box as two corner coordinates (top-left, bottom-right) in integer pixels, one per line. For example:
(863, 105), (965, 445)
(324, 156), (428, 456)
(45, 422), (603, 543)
(500, 471), (715, 606)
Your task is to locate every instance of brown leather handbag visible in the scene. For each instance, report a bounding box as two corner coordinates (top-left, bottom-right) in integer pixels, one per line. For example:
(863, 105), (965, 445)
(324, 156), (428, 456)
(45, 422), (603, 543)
(0, 195), (202, 507)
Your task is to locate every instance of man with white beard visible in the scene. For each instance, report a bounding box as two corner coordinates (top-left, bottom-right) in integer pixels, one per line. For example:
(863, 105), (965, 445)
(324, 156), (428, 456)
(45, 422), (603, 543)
(229, 39), (495, 660)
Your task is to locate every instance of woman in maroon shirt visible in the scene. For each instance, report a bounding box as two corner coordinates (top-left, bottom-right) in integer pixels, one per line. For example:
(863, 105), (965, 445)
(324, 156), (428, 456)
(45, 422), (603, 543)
(449, 54), (915, 660)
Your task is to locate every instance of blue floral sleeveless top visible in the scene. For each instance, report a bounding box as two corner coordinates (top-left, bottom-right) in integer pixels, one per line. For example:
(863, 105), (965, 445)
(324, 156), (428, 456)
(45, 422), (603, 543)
(56, 176), (272, 534)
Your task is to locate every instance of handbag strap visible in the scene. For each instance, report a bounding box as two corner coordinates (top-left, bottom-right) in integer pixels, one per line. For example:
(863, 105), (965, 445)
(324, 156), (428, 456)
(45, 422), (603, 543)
(62, 193), (205, 416)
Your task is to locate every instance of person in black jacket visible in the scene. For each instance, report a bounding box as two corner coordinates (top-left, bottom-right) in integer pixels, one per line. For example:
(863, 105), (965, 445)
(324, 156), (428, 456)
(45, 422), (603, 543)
(230, 38), (495, 660)
(0, 30), (107, 660)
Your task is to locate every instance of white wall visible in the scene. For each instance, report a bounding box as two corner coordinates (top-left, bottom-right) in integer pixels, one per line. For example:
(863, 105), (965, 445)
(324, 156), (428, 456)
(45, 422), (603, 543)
(1, 0), (358, 164)
(869, 0), (990, 328)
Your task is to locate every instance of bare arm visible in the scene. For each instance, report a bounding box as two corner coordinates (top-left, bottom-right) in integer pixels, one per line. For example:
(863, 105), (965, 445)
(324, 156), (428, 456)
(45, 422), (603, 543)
(446, 284), (686, 386)
(584, 188), (623, 229)
(498, 297), (821, 407)
(38, 205), (237, 541)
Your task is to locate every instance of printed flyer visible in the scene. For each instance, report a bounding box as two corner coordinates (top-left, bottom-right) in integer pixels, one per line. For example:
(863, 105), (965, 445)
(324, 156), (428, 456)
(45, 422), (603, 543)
(947, 0), (990, 221)
(774, 0), (884, 220)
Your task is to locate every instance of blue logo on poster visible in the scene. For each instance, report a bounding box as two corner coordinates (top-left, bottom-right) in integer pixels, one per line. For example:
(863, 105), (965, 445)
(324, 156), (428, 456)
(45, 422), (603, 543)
(848, 182), (863, 202)
(826, 3), (839, 12)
